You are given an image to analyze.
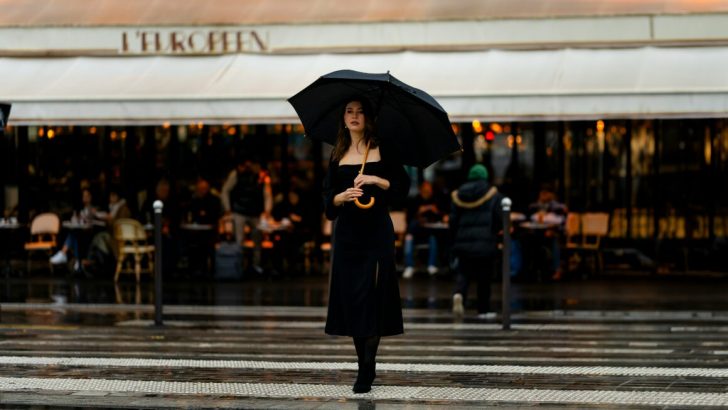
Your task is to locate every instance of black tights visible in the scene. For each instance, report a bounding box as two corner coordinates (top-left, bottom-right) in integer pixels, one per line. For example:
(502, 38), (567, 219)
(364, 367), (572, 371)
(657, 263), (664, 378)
(353, 336), (380, 367)
(352, 336), (380, 392)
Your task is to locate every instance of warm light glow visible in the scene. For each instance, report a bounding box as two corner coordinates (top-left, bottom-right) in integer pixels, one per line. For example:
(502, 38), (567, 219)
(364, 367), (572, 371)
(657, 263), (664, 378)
(472, 120), (483, 133)
(162, 122), (171, 129)
(197, 122), (204, 129)
(490, 123), (503, 134)
(507, 135), (514, 148)
(110, 131), (118, 140)
(38, 128), (45, 137)
(516, 135), (523, 145)
(47, 129), (55, 139)
(485, 130), (495, 141)
(596, 120), (605, 132)
(89, 127), (97, 135)
(121, 131), (128, 140)
(451, 124), (460, 135)
(227, 127), (236, 136)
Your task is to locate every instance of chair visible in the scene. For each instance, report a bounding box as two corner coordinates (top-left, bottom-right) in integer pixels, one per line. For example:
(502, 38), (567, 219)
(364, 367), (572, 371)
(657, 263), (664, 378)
(564, 212), (582, 250)
(113, 218), (155, 282)
(389, 211), (407, 248)
(579, 212), (610, 273)
(24, 213), (60, 274)
(304, 216), (333, 274)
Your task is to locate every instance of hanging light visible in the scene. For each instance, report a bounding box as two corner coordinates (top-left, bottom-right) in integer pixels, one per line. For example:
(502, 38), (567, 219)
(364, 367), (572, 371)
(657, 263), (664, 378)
(472, 120), (483, 133)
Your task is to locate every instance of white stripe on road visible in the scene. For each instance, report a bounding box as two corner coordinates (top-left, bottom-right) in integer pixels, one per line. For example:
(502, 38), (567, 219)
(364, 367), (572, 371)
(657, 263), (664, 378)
(1, 377), (727, 407)
(5, 303), (728, 321)
(0, 340), (674, 355)
(3, 356), (728, 378)
(112, 319), (728, 333)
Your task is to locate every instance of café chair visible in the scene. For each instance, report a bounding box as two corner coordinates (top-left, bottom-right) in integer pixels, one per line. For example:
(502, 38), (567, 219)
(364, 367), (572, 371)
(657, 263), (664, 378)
(113, 218), (155, 282)
(24, 212), (60, 274)
(389, 211), (407, 249)
(304, 216), (332, 274)
(566, 212), (610, 274)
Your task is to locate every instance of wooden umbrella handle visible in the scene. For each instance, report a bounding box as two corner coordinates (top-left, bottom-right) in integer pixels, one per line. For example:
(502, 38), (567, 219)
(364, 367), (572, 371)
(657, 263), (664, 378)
(354, 140), (375, 210)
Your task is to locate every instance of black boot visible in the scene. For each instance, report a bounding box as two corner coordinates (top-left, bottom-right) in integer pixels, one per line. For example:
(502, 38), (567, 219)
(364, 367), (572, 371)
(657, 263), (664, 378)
(352, 337), (369, 393)
(352, 336), (379, 393)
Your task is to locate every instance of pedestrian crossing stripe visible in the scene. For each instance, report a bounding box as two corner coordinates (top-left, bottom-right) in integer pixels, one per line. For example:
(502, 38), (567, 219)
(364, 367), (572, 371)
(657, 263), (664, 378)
(0, 339), (677, 355)
(1, 377), (726, 407)
(3, 356), (728, 378)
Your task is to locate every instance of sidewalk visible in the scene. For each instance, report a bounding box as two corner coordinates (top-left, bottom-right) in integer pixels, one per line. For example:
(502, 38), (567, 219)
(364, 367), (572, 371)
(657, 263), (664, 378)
(3, 273), (728, 311)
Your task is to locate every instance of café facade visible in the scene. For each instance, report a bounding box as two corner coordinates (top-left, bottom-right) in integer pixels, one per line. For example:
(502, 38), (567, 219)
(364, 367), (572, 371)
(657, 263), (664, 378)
(2, 0), (728, 271)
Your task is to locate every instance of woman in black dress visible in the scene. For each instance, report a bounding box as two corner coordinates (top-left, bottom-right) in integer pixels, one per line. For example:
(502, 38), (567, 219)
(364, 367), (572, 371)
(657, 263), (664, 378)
(322, 98), (409, 393)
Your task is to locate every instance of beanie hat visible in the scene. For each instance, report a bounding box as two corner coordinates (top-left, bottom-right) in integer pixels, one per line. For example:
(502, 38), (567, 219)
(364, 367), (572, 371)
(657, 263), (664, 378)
(467, 164), (489, 181)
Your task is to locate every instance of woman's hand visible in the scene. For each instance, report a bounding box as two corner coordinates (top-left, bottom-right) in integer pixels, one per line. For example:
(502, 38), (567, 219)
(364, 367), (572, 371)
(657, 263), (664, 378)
(334, 187), (363, 206)
(354, 174), (390, 190)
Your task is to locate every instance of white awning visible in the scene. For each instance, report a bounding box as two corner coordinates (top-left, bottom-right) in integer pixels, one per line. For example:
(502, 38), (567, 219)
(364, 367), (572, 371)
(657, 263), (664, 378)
(4, 47), (728, 125)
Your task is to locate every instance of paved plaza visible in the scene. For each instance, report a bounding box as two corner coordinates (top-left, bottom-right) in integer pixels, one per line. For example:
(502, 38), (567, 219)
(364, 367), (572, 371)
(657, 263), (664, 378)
(2, 276), (728, 408)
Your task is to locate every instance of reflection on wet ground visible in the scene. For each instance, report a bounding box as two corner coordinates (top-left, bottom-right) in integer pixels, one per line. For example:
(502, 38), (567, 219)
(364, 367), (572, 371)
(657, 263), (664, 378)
(3, 273), (728, 311)
(3, 273), (728, 408)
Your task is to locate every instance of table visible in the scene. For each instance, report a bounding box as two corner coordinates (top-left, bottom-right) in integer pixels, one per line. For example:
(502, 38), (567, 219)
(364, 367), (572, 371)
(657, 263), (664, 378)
(519, 221), (559, 230)
(180, 223), (214, 231)
(62, 220), (105, 230)
(422, 221), (449, 230)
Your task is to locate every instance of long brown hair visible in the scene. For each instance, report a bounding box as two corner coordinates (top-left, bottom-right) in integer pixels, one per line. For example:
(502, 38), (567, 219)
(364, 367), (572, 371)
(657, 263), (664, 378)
(331, 98), (379, 162)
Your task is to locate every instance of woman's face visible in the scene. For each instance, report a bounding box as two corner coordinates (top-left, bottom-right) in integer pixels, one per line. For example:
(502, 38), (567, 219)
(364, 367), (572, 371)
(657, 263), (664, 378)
(343, 101), (365, 133)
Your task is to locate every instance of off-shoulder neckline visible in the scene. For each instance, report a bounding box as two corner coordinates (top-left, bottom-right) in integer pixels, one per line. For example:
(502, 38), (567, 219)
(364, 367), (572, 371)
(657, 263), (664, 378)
(337, 160), (382, 166)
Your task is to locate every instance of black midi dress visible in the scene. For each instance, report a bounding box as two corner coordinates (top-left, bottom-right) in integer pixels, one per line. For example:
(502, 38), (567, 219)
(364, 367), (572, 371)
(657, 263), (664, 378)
(323, 151), (410, 337)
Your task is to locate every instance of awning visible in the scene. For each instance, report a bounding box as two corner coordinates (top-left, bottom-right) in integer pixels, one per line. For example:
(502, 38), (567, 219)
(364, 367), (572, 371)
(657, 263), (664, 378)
(4, 47), (728, 125)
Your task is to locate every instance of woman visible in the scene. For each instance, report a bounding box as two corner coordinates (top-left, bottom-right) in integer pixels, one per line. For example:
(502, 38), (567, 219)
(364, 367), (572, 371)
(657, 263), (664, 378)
(322, 98), (409, 393)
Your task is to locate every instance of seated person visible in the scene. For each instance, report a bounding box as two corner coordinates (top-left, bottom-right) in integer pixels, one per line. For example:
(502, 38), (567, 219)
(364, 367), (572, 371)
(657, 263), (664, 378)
(402, 181), (447, 278)
(83, 188), (132, 275)
(527, 185), (567, 280)
(50, 188), (98, 270)
(187, 178), (222, 226)
(271, 188), (309, 274)
(182, 178), (222, 274)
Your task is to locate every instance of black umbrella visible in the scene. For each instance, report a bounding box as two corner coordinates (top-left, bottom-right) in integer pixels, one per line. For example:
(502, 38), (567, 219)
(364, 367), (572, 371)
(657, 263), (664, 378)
(288, 70), (461, 168)
(0, 103), (10, 131)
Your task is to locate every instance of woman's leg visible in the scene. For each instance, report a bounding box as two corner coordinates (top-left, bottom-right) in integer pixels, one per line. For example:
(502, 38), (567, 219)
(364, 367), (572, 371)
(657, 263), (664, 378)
(352, 336), (380, 393)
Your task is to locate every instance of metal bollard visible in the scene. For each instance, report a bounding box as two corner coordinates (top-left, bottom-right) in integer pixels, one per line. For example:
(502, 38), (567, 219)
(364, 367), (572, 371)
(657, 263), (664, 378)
(501, 197), (512, 331)
(153, 200), (164, 327)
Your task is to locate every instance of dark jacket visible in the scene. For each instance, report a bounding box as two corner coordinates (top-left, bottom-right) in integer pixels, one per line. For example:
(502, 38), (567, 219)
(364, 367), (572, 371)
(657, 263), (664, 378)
(449, 180), (503, 258)
(230, 170), (264, 216)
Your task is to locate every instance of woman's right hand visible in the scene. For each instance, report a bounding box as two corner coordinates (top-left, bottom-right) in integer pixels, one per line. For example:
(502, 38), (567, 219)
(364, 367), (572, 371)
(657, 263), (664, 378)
(334, 187), (363, 206)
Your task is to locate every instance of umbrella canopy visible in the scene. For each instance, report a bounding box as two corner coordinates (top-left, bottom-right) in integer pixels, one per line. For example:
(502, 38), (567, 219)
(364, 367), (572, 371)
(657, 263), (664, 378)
(288, 70), (461, 168)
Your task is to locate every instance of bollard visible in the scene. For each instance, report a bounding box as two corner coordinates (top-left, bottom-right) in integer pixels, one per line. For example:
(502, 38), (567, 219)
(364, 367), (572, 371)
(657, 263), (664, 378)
(501, 197), (512, 331)
(153, 200), (164, 327)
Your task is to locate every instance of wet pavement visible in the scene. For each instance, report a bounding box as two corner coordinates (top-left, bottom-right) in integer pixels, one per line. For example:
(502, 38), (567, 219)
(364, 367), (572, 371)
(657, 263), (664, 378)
(2, 273), (728, 408)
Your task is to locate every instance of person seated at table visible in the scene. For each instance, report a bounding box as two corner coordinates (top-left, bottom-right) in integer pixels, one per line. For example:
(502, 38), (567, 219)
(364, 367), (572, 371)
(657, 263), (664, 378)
(83, 188), (132, 275)
(182, 178), (222, 275)
(141, 177), (181, 275)
(402, 181), (447, 279)
(186, 178), (223, 225)
(271, 187), (307, 274)
(527, 185), (567, 280)
(50, 188), (98, 270)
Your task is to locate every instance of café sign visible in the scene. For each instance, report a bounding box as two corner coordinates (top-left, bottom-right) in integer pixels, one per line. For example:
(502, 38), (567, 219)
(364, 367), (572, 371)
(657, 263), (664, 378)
(121, 29), (268, 54)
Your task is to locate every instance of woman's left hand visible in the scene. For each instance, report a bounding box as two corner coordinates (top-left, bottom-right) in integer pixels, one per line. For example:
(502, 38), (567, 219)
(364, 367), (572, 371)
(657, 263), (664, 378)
(354, 174), (380, 189)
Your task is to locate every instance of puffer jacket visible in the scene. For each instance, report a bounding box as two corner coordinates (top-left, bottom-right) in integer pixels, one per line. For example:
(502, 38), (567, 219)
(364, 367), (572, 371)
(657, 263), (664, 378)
(449, 180), (503, 258)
